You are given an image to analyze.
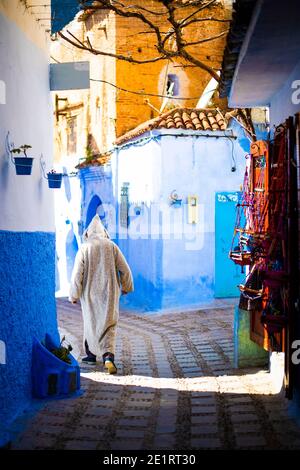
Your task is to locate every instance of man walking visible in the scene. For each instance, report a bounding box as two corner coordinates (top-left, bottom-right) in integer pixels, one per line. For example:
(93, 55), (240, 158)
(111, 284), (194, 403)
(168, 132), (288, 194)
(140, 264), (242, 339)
(69, 215), (133, 374)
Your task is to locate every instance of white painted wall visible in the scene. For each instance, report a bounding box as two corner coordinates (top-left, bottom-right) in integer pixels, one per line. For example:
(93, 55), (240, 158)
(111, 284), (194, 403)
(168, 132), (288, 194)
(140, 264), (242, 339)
(116, 139), (162, 205)
(54, 155), (82, 297)
(0, 0), (54, 233)
(51, 10), (117, 162)
(160, 130), (246, 281)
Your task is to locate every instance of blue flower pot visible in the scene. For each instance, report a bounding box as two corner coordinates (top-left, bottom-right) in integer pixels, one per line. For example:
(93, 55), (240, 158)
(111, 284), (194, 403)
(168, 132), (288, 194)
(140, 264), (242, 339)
(47, 173), (63, 188)
(32, 334), (80, 399)
(14, 157), (34, 175)
(172, 199), (182, 208)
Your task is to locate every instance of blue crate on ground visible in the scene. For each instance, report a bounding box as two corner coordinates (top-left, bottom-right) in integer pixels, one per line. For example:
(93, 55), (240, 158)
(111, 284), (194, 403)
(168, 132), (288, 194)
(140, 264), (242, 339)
(32, 333), (80, 399)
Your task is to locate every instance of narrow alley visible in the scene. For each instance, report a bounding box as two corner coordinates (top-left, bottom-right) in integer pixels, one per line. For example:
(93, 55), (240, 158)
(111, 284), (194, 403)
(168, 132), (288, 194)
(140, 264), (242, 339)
(11, 299), (300, 451)
(1, 0), (300, 456)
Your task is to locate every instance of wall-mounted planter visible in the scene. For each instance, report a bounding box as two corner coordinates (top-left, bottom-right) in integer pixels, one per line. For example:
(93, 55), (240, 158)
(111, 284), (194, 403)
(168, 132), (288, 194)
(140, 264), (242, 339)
(47, 172), (63, 189)
(169, 190), (182, 208)
(14, 157), (34, 175)
(171, 199), (182, 208)
(32, 333), (80, 399)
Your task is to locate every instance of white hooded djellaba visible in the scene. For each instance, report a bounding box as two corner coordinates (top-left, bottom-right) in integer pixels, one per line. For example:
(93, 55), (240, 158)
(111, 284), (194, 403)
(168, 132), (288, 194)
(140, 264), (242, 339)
(69, 215), (134, 358)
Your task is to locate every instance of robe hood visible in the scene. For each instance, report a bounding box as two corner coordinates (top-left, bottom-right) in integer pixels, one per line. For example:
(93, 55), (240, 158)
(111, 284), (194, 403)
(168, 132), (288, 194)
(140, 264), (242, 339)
(83, 214), (110, 241)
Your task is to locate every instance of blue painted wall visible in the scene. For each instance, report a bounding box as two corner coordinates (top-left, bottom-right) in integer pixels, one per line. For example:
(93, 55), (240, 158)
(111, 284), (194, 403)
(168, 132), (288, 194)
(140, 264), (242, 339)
(79, 166), (116, 237)
(160, 127), (246, 310)
(67, 122), (267, 312)
(0, 4), (58, 445)
(114, 123), (250, 311)
(119, 237), (163, 311)
(0, 231), (58, 445)
(228, 0), (300, 109)
(161, 240), (215, 310)
(270, 59), (300, 127)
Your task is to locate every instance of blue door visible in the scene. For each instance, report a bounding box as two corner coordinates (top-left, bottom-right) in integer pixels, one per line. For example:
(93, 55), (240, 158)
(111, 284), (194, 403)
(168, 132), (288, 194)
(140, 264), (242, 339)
(215, 191), (245, 298)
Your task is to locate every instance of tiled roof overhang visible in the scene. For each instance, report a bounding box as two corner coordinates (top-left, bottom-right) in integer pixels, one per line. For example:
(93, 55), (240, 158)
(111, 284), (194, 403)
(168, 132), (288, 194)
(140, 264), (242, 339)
(115, 108), (228, 146)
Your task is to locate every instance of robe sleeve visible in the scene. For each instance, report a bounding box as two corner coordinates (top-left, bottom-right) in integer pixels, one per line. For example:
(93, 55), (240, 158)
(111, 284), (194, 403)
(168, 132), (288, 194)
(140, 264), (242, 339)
(114, 245), (134, 293)
(69, 246), (85, 301)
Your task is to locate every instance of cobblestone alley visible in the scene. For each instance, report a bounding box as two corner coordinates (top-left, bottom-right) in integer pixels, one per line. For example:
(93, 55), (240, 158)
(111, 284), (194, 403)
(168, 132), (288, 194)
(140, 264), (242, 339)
(11, 299), (300, 450)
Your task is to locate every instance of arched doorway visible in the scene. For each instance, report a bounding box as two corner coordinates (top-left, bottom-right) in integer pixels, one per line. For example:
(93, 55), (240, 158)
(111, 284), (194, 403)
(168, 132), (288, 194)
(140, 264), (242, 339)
(65, 225), (79, 282)
(85, 195), (106, 229)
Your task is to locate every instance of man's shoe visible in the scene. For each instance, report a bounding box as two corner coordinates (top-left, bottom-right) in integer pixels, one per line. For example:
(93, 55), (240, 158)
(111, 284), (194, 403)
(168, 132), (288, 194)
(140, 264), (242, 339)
(104, 358), (117, 374)
(81, 356), (96, 365)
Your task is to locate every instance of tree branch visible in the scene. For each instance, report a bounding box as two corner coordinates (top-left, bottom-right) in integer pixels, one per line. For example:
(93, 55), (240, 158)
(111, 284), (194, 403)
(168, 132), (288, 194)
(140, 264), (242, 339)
(242, 108), (257, 141)
(81, 0), (164, 50)
(58, 31), (168, 64)
(90, 77), (200, 99)
(162, 0), (184, 52)
(58, 0), (227, 81)
(184, 30), (229, 47)
(180, 49), (220, 81)
(182, 17), (231, 27)
(162, 29), (176, 48)
(179, 0), (218, 26)
(172, 0), (218, 8)
(117, 3), (167, 15)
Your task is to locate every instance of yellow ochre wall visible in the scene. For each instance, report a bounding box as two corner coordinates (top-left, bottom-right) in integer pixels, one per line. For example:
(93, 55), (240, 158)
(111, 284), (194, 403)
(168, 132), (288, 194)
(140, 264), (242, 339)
(51, 1), (230, 161)
(115, 0), (229, 137)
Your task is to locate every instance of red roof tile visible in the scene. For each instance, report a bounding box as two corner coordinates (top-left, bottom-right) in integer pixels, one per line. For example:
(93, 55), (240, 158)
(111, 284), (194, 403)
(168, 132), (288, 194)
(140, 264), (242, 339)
(115, 108), (228, 146)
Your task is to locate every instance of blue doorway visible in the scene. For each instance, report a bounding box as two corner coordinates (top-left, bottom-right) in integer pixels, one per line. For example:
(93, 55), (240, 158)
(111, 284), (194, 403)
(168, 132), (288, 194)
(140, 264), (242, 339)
(215, 191), (245, 298)
(85, 195), (106, 229)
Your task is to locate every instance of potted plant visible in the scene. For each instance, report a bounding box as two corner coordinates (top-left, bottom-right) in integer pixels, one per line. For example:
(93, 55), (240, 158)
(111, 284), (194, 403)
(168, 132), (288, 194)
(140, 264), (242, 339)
(11, 144), (33, 175)
(48, 335), (73, 364)
(47, 169), (63, 188)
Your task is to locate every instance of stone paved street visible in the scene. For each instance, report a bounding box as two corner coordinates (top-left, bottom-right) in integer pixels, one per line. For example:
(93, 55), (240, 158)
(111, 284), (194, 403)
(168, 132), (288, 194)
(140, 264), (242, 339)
(12, 298), (300, 450)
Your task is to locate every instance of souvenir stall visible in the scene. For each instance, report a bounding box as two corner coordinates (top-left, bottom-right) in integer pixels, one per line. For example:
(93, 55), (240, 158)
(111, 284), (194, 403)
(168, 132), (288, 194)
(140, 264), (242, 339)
(230, 119), (299, 397)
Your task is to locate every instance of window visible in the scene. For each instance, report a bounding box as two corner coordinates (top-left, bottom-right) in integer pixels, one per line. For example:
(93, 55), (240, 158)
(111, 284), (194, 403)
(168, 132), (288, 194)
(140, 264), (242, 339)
(67, 115), (77, 155)
(166, 74), (179, 96)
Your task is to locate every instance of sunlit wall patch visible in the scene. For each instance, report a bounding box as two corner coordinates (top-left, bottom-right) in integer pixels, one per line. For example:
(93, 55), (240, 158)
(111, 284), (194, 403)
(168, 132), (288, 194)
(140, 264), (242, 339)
(0, 341), (6, 365)
(0, 80), (6, 104)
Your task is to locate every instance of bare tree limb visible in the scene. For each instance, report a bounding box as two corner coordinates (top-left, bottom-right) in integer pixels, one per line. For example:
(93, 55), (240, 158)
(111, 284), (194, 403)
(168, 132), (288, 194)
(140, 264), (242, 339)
(162, 0), (184, 52)
(180, 49), (220, 81)
(90, 77), (200, 99)
(183, 16), (230, 27)
(243, 108), (257, 141)
(81, 0), (164, 50)
(179, 0), (218, 26)
(162, 28), (176, 48)
(58, 0), (227, 81)
(184, 30), (229, 47)
(117, 3), (167, 15)
(66, 29), (87, 48)
(58, 31), (168, 64)
(172, 0), (218, 8)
